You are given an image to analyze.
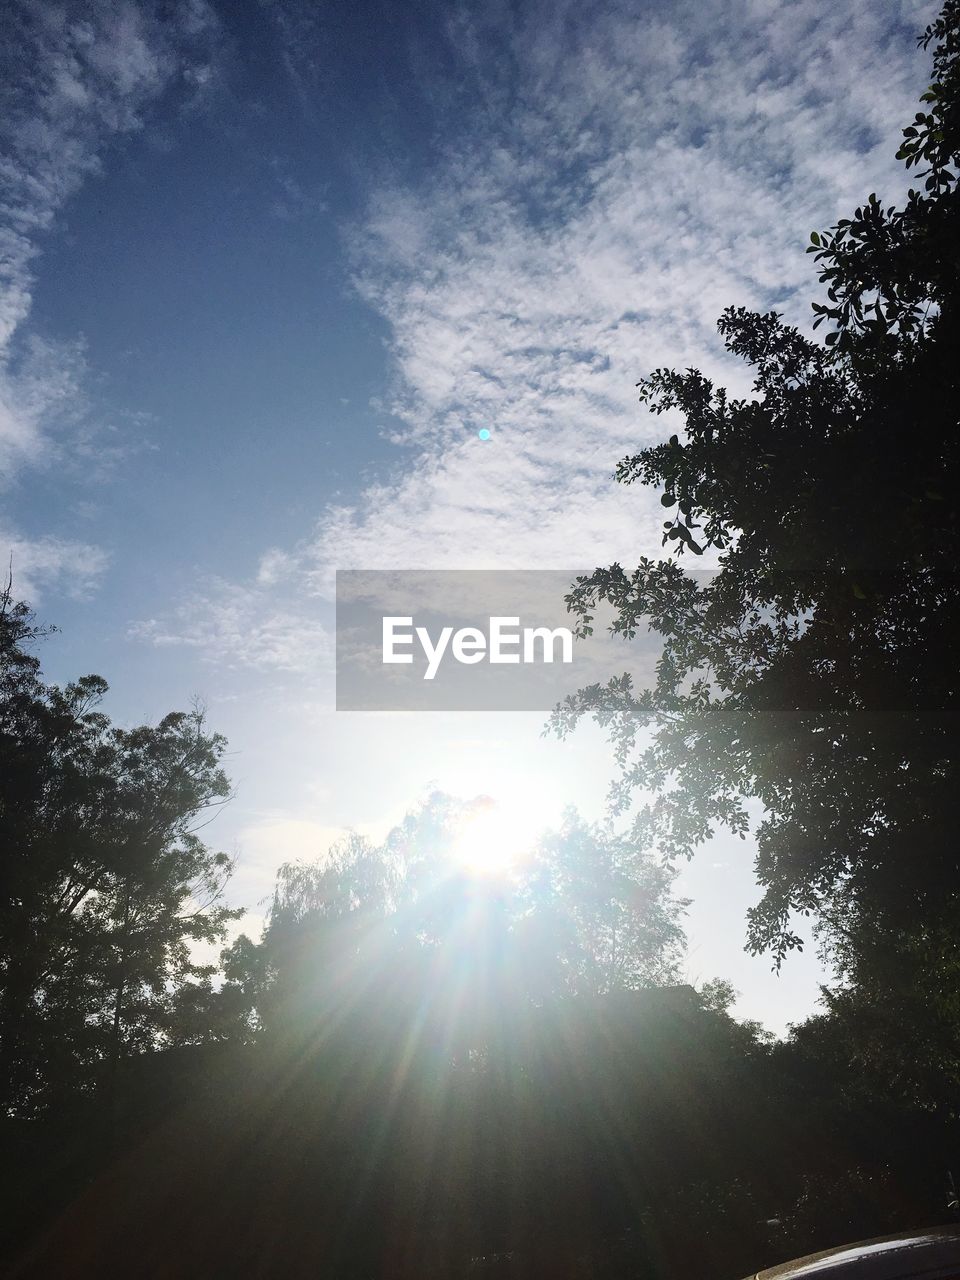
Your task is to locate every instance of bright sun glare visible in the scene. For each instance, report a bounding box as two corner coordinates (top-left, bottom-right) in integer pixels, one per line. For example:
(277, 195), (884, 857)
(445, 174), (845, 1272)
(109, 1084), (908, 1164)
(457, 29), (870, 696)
(450, 797), (535, 876)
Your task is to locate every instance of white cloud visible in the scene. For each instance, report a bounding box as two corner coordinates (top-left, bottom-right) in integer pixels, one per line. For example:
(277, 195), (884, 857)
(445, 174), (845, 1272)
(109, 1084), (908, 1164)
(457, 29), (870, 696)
(0, 333), (90, 477)
(145, 0), (937, 666)
(303, 0), (932, 576)
(0, 0), (223, 485)
(0, 528), (108, 601)
(129, 576), (334, 675)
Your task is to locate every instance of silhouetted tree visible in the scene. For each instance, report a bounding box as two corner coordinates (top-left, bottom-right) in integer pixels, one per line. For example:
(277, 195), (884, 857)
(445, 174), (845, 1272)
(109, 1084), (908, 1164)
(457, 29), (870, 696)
(0, 585), (237, 1114)
(550, 3), (960, 974)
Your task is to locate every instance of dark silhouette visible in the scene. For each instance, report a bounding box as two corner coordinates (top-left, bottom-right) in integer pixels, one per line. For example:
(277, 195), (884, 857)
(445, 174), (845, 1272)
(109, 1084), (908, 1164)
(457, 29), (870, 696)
(0, 585), (238, 1121)
(1, 605), (956, 1276)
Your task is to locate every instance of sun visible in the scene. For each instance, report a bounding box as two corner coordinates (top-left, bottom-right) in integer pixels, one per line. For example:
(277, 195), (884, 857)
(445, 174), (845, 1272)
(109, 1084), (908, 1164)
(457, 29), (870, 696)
(450, 796), (532, 876)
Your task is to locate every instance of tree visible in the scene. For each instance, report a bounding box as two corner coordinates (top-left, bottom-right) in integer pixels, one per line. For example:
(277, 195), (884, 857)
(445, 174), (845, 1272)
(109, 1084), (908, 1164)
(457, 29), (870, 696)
(549, 2), (960, 968)
(0, 585), (238, 1113)
(516, 809), (686, 997)
(244, 792), (687, 1058)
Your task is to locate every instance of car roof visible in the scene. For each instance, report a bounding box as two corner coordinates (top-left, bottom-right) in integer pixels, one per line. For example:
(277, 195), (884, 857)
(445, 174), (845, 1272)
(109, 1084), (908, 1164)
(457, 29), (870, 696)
(753, 1226), (960, 1279)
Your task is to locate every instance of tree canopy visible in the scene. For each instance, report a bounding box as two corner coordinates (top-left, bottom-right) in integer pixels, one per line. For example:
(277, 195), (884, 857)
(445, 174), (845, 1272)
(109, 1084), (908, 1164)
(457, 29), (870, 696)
(0, 584), (238, 1114)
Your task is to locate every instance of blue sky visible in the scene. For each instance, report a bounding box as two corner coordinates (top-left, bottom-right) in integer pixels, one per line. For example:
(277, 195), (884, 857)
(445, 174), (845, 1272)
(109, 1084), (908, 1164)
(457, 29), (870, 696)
(1, 0), (936, 1031)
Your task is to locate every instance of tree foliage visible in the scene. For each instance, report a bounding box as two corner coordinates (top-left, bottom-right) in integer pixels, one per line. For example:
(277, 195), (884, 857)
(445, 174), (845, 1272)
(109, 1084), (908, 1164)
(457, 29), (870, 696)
(244, 793), (687, 1060)
(0, 585), (238, 1113)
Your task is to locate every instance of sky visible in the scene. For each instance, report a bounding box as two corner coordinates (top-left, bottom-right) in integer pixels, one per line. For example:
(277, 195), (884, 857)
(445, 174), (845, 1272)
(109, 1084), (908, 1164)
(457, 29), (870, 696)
(1, 0), (937, 1032)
